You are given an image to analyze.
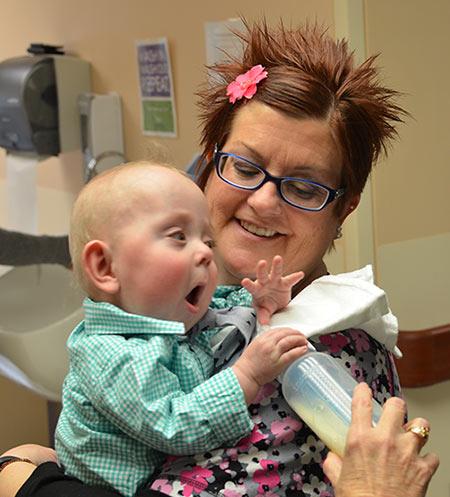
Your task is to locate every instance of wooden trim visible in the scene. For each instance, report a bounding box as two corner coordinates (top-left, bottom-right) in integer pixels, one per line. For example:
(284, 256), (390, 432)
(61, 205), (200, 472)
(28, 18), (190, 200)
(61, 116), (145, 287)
(394, 324), (450, 388)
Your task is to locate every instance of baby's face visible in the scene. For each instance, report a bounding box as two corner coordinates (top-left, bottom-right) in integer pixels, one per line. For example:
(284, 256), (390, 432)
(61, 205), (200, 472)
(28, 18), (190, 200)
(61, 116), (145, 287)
(110, 167), (218, 330)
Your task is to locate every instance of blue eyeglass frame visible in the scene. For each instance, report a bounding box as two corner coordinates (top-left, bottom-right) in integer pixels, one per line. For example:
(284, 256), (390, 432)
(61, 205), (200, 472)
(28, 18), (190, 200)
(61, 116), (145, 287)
(213, 144), (345, 212)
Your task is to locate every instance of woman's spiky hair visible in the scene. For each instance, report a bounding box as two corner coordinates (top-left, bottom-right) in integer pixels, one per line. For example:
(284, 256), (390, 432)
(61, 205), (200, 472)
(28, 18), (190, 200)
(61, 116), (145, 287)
(196, 18), (407, 198)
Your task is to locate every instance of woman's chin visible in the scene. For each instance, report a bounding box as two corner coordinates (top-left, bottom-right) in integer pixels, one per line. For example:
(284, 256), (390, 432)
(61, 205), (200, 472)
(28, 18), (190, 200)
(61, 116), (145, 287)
(218, 256), (258, 285)
(215, 225), (283, 283)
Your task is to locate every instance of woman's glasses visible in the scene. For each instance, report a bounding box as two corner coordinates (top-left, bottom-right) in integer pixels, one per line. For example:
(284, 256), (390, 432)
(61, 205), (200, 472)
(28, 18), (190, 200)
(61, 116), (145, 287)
(213, 145), (345, 212)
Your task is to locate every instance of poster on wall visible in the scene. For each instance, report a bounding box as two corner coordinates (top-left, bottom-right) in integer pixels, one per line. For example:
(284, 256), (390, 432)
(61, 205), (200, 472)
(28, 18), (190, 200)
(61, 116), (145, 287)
(135, 37), (177, 137)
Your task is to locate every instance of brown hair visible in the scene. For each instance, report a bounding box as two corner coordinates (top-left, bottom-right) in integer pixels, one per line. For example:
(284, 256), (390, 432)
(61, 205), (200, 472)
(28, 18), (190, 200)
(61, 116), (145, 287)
(196, 19), (407, 199)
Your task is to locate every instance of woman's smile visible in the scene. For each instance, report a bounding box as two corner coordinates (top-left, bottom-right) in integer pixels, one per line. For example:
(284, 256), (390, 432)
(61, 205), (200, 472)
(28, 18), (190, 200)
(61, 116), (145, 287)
(238, 219), (280, 238)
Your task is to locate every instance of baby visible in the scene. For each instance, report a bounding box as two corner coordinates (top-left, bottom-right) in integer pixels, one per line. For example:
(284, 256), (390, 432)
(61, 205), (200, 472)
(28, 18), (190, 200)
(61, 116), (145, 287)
(55, 161), (307, 496)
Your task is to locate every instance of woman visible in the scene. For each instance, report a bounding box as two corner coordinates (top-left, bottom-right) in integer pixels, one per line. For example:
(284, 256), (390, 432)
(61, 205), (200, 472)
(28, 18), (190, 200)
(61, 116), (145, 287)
(0, 19), (438, 497)
(138, 19), (411, 495)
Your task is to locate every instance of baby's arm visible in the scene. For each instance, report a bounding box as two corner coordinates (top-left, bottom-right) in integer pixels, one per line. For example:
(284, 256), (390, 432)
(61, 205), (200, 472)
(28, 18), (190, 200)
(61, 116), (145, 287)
(232, 327), (308, 405)
(61, 332), (256, 457)
(241, 255), (304, 325)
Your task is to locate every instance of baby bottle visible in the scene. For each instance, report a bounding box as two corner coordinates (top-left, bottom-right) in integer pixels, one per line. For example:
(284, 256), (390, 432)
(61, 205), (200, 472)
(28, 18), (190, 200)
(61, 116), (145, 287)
(281, 350), (383, 457)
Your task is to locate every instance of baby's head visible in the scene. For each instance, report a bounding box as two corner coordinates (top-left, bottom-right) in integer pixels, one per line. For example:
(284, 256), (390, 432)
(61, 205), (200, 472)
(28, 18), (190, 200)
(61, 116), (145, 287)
(70, 161), (218, 330)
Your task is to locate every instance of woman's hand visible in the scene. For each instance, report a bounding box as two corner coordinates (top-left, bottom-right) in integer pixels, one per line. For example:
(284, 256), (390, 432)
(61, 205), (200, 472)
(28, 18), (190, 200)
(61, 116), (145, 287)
(241, 255), (304, 326)
(232, 327), (308, 405)
(323, 383), (439, 497)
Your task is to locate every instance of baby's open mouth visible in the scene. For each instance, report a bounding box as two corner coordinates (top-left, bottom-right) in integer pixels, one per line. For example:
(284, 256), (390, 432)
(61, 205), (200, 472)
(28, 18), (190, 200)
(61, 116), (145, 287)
(185, 285), (202, 307)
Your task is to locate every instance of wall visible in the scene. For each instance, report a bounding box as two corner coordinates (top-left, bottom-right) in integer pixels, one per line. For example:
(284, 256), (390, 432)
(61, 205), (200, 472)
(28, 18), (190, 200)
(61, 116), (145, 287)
(0, 0), (334, 451)
(364, 1), (450, 496)
(366, 0), (450, 331)
(0, 376), (49, 452)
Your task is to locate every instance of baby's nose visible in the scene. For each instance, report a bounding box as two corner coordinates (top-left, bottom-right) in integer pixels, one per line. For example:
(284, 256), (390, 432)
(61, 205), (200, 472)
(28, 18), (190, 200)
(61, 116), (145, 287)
(195, 242), (213, 266)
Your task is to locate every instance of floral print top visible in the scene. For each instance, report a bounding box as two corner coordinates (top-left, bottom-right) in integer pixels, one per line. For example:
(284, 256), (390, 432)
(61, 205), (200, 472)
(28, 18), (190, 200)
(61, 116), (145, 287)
(149, 325), (403, 497)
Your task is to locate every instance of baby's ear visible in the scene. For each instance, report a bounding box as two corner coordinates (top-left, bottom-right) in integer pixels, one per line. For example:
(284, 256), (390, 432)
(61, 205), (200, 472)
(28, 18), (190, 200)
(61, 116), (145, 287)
(82, 240), (119, 295)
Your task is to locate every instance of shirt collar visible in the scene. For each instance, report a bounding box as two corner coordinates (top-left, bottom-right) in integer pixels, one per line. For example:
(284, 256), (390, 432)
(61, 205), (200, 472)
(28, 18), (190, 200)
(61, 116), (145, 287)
(83, 297), (186, 336)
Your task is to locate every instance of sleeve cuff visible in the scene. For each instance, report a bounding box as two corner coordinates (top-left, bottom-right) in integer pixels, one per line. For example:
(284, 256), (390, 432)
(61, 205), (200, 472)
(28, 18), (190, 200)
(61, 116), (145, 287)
(194, 367), (253, 443)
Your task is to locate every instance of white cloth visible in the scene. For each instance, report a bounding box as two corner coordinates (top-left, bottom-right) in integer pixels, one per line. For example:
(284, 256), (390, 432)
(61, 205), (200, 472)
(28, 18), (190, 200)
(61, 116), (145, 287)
(261, 265), (402, 358)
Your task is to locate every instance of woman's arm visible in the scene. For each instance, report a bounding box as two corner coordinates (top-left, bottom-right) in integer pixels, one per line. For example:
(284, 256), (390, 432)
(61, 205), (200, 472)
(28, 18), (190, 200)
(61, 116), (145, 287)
(0, 460), (36, 497)
(323, 383), (439, 497)
(0, 445), (125, 497)
(0, 445), (54, 497)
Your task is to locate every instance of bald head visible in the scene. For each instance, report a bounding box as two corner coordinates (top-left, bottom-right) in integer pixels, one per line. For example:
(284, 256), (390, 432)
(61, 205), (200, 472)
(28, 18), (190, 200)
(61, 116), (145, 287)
(69, 161), (195, 289)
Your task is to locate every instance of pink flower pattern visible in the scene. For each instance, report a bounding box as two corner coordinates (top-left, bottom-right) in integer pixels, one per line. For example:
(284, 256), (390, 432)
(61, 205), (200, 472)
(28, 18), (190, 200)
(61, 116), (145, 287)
(226, 65), (268, 103)
(253, 459), (280, 493)
(236, 424), (268, 450)
(151, 478), (173, 494)
(349, 328), (370, 352)
(270, 416), (303, 446)
(254, 382), (277, 404)
(319, 332), (349, 353)
(222, 487), (245, 497)
(291, 471), (304, 491)
(350, 363), (365, 381)
(179, 466), (213, 496)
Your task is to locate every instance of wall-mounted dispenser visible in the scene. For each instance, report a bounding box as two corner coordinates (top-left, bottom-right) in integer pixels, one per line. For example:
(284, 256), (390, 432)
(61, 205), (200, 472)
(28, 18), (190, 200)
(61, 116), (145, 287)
(0, 48), (91, 233)
(78, 93), (125, 182)
(0, 52), (91, 156)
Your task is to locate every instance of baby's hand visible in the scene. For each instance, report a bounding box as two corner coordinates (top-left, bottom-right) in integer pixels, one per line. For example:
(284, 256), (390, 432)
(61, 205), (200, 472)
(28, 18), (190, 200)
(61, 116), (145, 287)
(232, 327), (308, 405)
(241, 255), (304, 326)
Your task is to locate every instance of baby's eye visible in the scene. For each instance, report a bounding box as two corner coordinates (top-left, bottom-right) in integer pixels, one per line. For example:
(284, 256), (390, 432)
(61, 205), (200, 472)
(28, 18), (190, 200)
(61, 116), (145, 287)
(171, 231), (186, 241)
(204, 239), (216, 249)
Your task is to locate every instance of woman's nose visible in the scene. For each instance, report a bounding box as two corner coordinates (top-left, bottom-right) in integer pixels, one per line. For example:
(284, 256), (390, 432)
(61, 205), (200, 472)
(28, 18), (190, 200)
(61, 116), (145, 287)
(247, 181), (283, 215)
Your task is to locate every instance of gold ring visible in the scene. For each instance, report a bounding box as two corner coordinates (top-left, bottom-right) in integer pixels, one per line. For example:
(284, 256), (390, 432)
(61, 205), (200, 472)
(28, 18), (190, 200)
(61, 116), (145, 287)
(407, 425), (430, 442)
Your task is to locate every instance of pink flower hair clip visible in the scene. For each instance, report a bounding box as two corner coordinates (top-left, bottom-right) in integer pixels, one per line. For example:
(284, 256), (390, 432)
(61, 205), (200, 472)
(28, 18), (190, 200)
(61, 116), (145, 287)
(226, 64), (268, 104)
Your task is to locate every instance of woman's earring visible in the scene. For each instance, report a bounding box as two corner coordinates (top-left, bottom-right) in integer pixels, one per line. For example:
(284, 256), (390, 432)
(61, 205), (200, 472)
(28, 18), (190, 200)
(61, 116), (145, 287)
(336, 226), (343, 239)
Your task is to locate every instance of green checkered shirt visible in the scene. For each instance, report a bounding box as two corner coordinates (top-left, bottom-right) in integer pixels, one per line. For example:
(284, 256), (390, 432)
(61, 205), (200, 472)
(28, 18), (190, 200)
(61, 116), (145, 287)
(209, 285), (253, 309)
(55, 289), (253, 497)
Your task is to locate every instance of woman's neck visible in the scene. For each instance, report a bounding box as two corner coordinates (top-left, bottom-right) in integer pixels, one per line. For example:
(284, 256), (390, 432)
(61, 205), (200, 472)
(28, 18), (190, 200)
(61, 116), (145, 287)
(292, 260), (328, 297)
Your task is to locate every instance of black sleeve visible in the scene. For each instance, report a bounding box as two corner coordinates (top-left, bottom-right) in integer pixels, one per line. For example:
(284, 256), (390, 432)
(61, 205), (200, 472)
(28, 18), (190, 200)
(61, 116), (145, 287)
(0, 228), (71, 266)
(16, 463), (123, 497)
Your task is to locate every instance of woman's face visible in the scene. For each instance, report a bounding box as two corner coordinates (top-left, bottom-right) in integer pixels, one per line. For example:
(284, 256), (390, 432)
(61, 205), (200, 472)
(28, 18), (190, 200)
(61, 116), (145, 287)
(205, 101), (357, 289)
